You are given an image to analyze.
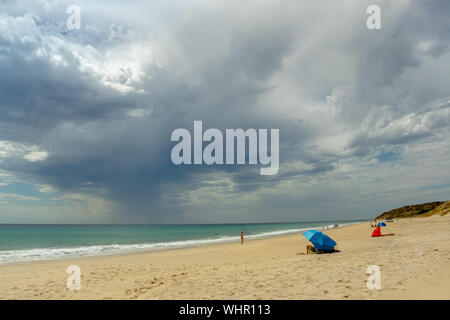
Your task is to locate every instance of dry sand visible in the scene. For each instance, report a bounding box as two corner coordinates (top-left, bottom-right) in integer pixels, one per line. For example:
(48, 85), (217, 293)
(0, 215), (449, 300)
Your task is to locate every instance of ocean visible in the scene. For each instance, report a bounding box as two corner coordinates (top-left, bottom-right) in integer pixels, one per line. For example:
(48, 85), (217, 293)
(0, 220), (363, 264)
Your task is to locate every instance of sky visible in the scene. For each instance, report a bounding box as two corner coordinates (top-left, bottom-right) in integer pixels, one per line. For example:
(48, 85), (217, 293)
(0, 0), (449, 224)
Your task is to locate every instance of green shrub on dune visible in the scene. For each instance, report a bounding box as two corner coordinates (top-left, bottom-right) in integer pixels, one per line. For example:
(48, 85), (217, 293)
(376, 201), (450, 219)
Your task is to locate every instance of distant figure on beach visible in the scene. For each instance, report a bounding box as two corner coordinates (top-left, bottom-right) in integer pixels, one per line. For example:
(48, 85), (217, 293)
(306, 244), (339, 254)
(241, 232), (244, 245)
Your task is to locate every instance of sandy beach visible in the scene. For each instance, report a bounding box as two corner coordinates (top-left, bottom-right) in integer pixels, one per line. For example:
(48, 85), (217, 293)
(0, 215), (449, 300)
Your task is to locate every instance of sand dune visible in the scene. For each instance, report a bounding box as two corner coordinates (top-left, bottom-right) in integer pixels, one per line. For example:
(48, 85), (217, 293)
(0, 215), (449, 299)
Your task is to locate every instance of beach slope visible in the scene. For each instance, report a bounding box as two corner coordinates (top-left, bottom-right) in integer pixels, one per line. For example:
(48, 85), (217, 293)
(0, 215), (449, 299)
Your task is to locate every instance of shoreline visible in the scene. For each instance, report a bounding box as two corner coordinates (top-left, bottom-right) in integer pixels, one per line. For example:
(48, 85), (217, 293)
(0, 221), (366, 266)
(1, 216), (448, 299)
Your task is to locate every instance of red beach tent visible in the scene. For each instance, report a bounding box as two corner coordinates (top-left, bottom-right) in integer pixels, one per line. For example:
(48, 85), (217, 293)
(371, 226), (382, 237)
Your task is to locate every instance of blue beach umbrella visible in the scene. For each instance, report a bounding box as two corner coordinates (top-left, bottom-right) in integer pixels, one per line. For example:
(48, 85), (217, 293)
(377, 222), (386, 227)
(302, 230), (337, 251)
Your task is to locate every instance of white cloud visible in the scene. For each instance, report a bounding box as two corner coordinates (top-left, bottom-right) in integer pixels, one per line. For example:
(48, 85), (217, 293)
(51, 192), (114, 217)
(0, 141), (48, 163)
(23, 150), (48, 162)
(0, 13), (39, 45)
(355, 102), (450, 145)
(0, 193), (39, 203)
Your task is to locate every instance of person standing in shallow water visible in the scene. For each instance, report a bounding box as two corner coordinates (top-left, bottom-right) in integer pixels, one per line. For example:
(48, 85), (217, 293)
(241, 232), (244, 244)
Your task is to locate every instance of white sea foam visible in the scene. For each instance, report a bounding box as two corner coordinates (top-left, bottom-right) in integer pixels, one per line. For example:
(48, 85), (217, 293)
(0, 222), (361, 265)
